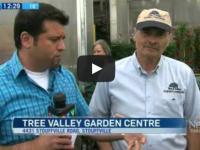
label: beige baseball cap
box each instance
[136,8,172,32]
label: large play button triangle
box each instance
[92,63,102,74]
[77,55,115,82]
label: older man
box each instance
[90,8,200,150]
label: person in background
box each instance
[92,39,111,56]
[0,3,89,150]
[92,39,113,150]
[82,39,111,104]
[90,8,200,150]
[80,39,113,150]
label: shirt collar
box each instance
[132,51,163,75]
[10,51,24,79]
[10,51,62,79]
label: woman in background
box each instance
[92,39,113,150]
[92,39,111,56]
[83,39,111,103]
[81,39,113,150]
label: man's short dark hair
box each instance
[14,2,69,49]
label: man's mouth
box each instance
[144,46,159,51]
[55,55,61,59]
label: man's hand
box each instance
[122,133,146,150]
[12,135,73,150]
[115,113,146,150]
[34,135,73,150]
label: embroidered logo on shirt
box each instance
[163,82,184,94]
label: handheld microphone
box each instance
[48,93,75,117]
[48,93,77,148]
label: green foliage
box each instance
[193,27,200,72]
[111,41,135,60]
[173,24,195,66]
[163,41,177,58]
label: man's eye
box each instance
[143,31,150,35]
[50,38,59,42]
[142,30,151,35]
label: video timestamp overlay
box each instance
[0,2,39,10]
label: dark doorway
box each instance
[93,0,110,43]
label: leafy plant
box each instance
[174,24,195,67]
[193,27,200,73]
[164,41,177,58]
[111,41,135,60]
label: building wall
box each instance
[110,0,200,42]
[86,0,94,55]
[110,0,129,42]
[116,0,129,42]
[0,0,16,64]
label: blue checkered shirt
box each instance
[0,51,89,145]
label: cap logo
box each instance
[146,10,165,20]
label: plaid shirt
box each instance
[0,51,89,145]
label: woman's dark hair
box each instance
[14,2,69,49]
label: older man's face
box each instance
[135,27,171,59]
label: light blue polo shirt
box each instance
[89,53,200,150]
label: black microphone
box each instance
[48,93,75,117]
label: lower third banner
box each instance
[12,117,187,135]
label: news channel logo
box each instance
[188,118,200,133]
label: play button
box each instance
[92,63,102,74]
[77,55,115,82]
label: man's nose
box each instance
[148,36,158,45]
[57,40,65,51]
